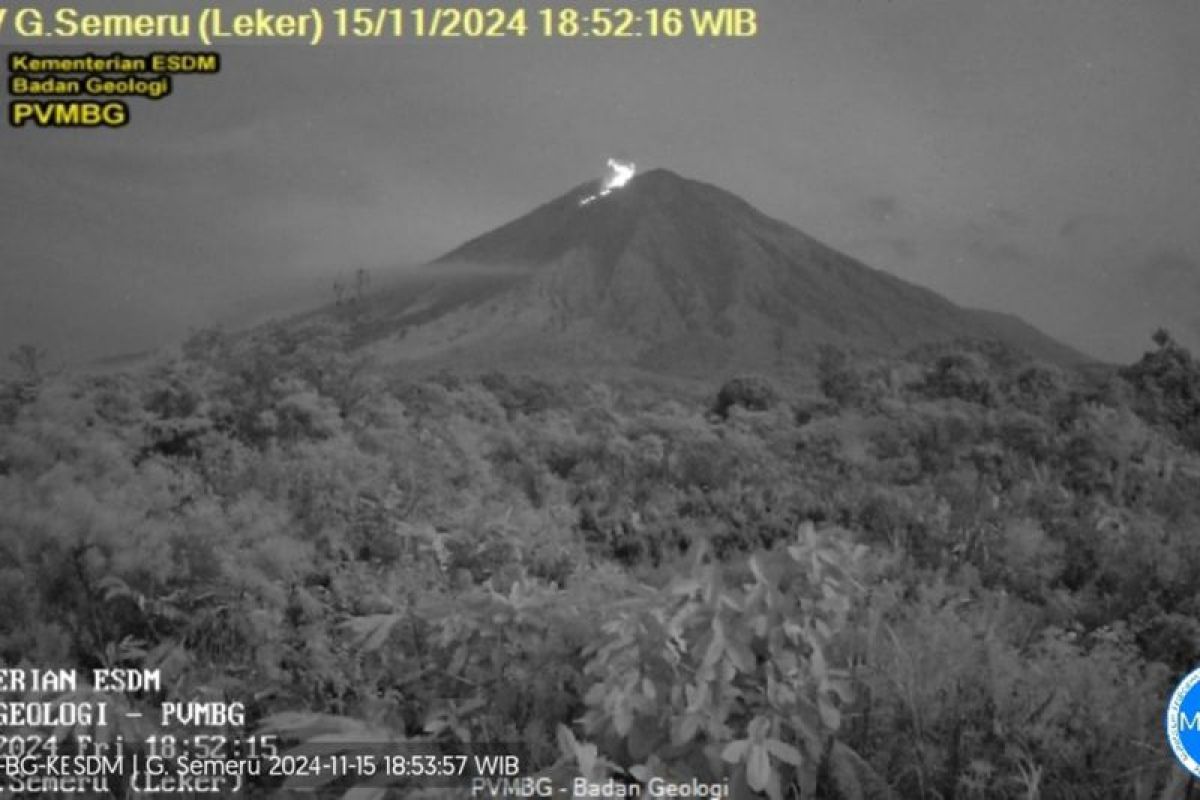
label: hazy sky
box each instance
[2,0,1199,364]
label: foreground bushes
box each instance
[1,328,1198,797]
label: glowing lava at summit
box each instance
[579,158,637,206]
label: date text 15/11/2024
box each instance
[0,7,759,43]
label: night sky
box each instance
[2,0,1198,365]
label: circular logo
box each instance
[1167,668,1200,777]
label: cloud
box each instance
[881,237,919,260]
[859,195,904,224]
[1058,213,1113,240]
[987,205,1027,228]
[967,239,1033,265]
[844,235,919,264]
[1137,248,1200,290]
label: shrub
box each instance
[916,352,996,406]
[817,346,867,408]
[1120,329,1200,449]
[571,523,875,798]
[712,375,779,419]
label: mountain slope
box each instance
[360,168,1087,373]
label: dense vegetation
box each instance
[3,325,1200,798]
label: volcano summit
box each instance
[357,168,1084,374]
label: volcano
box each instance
[358,168,1085,373]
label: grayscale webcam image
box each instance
[1,2,1199,797]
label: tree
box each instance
[1120,329,1200,449]
[8,343,47,382]
[712,376,778,419]
[917,351,996,406]
[816,346,865,408]
[1,344,50,423]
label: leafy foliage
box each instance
[1120,329,1200,450]
[712,375,780,418]
[576,523,869,798]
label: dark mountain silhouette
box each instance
[352,168,1086,373]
